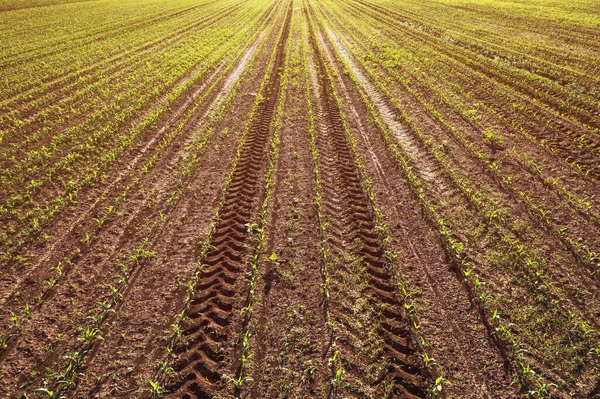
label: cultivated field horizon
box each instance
[1,0,599,397]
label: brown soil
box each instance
[2,0,599,398]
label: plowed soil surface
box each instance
[1,0,599,398]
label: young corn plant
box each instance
[146,379,166,399]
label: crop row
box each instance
[0,1,271,273]
[311,0,600,396]
[0,2,281,396]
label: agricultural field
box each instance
[0,0,599,397]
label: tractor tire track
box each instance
[68,20,282,397]
[313,3,600,393]
[319,13,600,321]
[306,7,428,397]
[166,3,293,398]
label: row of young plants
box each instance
[338,0,600,133]
[402,31,600,180]
[0,2,258,205]
[0,0,280,368]
[341,0,600,137]
[19,8,281,396]
[324,0,600,282]
[0,4,271,270]
[0,19,269,357]
[0,0,227,99]
[33,239,157,399]
[446,75,600,210]
[388,39,600,240]
[301,9,343,396]
[314,3,598,396]
[229,4,293,396]
[344,0,600,356]
[407,70,600,279]
[0,0,248,152]
[366,0,600,92]
[306,5,443,396]
[423,63,600,224]
[323,3,600,283]
[310,7,449,396]
[0,0,215,105]
[146,5,291,395]
[0,0,209,63]
[0,46,216,207]
[349,0,600,111]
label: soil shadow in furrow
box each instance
[167,2,293,398]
